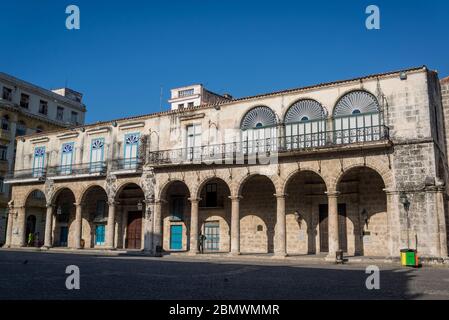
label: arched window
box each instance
[333,91,382,144]
[240,106,277,154]
[284,99,327,150]
[1,115,9,131]
[16,121,27,137]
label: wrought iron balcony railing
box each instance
[148,125,390,166]
[46,162,107,178]
[5,168,47,181]
[110,158,143,172]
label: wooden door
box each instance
[126,212,142,249]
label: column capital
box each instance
[229,195,243,201]
[45,203,55,209]
[383,188,399,196]
[154,198,167,204]
[107,200,119,206]
[325,191,340,198]
[188,197,202,203]
[144,199,155,205]
[274,193,287,199]
[74,201,84,207]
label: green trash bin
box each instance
[400,249,418,267]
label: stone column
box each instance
[385,189,401,257]
[143,199,154,253]
[4,207,14,248]
[275,194,287,257]
[43,204,54,248]
[229,196,241,255]
[189,198,201,254]
[18,206,26,247]
[436,188,448,257]
[153,199,163,252]
[73,203,83,249]
[326,191,340,260]
[106,201,116,249]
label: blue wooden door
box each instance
[59,226,68,247]
[95,225,105,245]
[170,225,182,250]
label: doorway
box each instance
[204,222,220,251]
[95,225,105,246]
[126,212,142,249]
[59,226,68,247]
[170,225,183,250]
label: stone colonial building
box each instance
[0,73,86,245]
[2,66,449,260]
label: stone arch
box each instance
[330,161,393,192]
[281,167,329,195]
[50,186,77,206]
[283,169,328,255]
[233,173,279,197]
[78,183,108,204]
[115,180,143,201]
[238,173,277,253]
[193,175,232,200]
[335,165,388,256]
[158,179,192,201]
[51,187,77,248]
[21,187,46,208]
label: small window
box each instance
[57,106,64,121]
[188,102,194,108]
[0,146,7,161]
[2,87,12,101]
[205,183,218,207]
[71,111,78,124]
[39,100,48,115]
[178,89,194,98]
[16,121,26,137]
[94,200,107,222]
[178,104,184,109]
[20,93,29,108]
[1,116,9,131]
[170,196,184,221]
[257,225,263,232]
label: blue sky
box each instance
[1,0,448,123]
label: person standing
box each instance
[198,233,206,254]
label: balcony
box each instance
[5,168,47,184]
[110,158,143,175]
[5,156,144,184]
[46,162,107,180]
[148,125,391,167]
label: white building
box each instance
[168,84,231,110]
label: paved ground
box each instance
[0,250,448,300]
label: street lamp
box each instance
[399,192,411,249]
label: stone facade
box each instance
[3,66,449,261]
